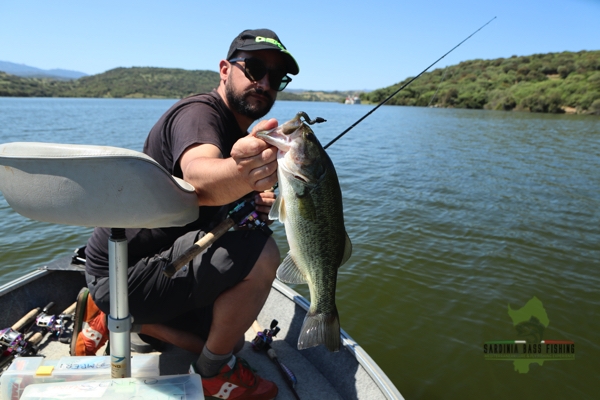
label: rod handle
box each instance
[11,307,42,331]
[162,217,236,277]
[62,301,77,316]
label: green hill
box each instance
[0,67,221,98]
[362,50,600,115]
[2,51,599,114]
[0,72,67,96]
[63,67,220,98]
[0,66,341,101]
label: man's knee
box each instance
[253,237,280,280]
[264,236,281,272]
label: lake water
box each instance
[1,97,599,399]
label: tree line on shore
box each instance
[0,66,337,102]
[1,50,599,114]
[361,50,600,115]
[0,67,220,98]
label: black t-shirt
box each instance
[85,91,246,277]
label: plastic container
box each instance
[0,358,58,400]
[0,355,159,400]
[19,374,204,400]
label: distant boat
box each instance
[345,95,361,104]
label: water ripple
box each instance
[2,99,599,399]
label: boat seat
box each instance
[0,142,198,228]
[0,141,199,378]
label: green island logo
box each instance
[483,296,575,373]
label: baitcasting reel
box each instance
[252,319,280,351]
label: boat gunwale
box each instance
[271,279,404,400]
[0,269,51,297]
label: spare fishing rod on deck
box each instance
[162,16,496,278]
[252,319,301,400]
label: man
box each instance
[74,28,299,400]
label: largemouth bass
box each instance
[257,112,352,352]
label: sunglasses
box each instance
[228,57,292,91]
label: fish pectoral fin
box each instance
[276,253,308,284]
[340,232,353,267]
[269,195,286,223]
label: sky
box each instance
[1,0,599,91]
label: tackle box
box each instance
[0,354,159,400]
[19,374,203,400]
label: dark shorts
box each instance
[86,229,269,339]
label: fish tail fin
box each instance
[297,308,341,352]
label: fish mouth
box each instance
[256,127,294,152]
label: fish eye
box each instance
[305,132,317,142]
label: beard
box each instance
[225,79,275,120]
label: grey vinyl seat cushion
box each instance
[0,142,198,228]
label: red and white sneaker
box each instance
[71,287,109,356]
[190,355,278,400]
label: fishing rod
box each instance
[323,16,497,150]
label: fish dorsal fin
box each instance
[340,232,352,267]
[269,195,286,223]
[276,253,308,284]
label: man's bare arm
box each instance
[179,119,279,206]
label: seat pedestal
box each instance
[107,228,132,377]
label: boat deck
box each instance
[0,258,402,399]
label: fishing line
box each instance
[323,16,497,150]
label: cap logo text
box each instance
[255,36,285,51]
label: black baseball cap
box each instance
[227,29,299,75]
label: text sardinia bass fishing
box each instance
[483,341,575,359]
